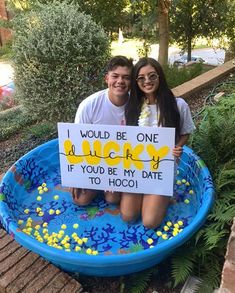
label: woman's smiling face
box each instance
[136,64,159,98]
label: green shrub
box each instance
[0,106,37,140]
[26,121,57,139]
[164,63,204,88]
[12,1,110,122]
[191,95,235,175]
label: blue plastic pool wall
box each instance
[0,139,214,276]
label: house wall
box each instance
[0,0,12,46]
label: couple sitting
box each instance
[71,55,195,229]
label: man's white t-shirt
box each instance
[75,89,126,125]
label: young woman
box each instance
[121,57,195,229]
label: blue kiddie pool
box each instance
[0,139,214,276]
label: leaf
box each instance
[203,229,228,250]
[125,269,153,293]
[171,253,195,287]
[216,160,235,192]
[197,255,222,290]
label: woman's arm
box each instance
[173,134,190,157]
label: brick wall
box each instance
[218,218,235,293]
[0,0,8,18]
[0,0,12,46]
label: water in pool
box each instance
[6,169,198,256]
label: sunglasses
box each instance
[136,72,159,84]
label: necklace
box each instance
[138,98,159,127]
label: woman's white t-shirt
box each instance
[148,97,195,135]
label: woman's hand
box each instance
[172,146,183,158]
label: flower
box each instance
[138,99,159,127]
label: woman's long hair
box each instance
[125,57,180,140]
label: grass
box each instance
[0,107,58,142]
[26,121,57,139]
[0,41,12,61]
[111,38,143,60]
[111,38,180,61]
[111,38,214,62]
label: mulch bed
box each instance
[0,133,57,174]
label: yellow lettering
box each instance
[146,145,170,171]
[123,143,144,170]
[64,138,170,171]
[82,140,102,165]
[103,141,121,166]
[64,139,83,164]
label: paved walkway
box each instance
[0,61,13,87]
[0,228,83,293]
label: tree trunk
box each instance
[158,0,170,66]
[186,16,192,61]
[187,37,192,61]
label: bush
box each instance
[191,95,235,175]
[164,63,204,88]
[12,1,110,122]
[0,106,36,140]
[26,121,57,139]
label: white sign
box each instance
[57,123,175,196]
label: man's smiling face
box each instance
[105,66,131,106]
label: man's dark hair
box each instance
[106,55,133,72]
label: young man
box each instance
[71,55,133,206]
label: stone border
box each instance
[217,218,235,293]
[172,59,235,98]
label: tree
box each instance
[223,0,235,61]
[75,0,129,35]
[158,0,171,66]
[126,0,171,64]
[127,0,157,40]
[170,0,234,61]
[7,0,129,35]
